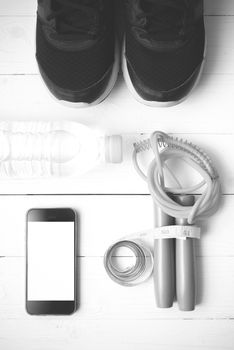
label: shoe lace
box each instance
[138,0,189,39]
[47,0,103,37]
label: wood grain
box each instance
[0,195,232,258]
[0,256,234,320]
[0,319,233,350]
[0,0,233,349]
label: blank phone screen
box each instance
[27,222,75,301]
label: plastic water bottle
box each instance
[0,121,122,178]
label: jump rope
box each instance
[104,131,221,311]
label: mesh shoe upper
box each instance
[36,0,115,93]
[126,21,205,91]
[124,0,205,93]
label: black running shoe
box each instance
[36,0,118,106]
[123,0,205,106]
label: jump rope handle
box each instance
[154,204,175,308]
[174,195,196,311]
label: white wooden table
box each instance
[0,1,234,349]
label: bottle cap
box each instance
[105,135,123,163]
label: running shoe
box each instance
[123,0,205,106]
[36,0,118,106]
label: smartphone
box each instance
[26,208,78,315]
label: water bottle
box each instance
[0,121,123,178]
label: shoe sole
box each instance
[122,37,206,107]
[38,42,120,108]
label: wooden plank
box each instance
[0,17,37,74]
[0,1,233,348]
[0,17,233,75]
[0,319,233,350]
[0,256,234,320]
[0,74,233,136]
[0,17,233,143]
[0,195,233,257]
[0,133,232,195]
[0,0,36,16]
[205,0,234,15]
[1,67,234,136]
[0,0,233,16]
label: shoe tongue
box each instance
[53,0,98,37]
[139,0,185,41]
[57,12,93,36]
